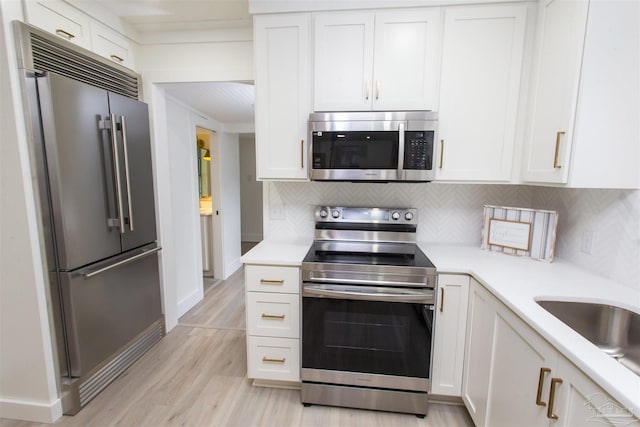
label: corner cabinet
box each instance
[462,278,640,427]
[254,14,311,180]
[245,264,301,383]
[522,0,639,188]
[436,4,527,182]
[313,9,440,112]
[431,274,469,396]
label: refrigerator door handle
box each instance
[120,115,134,232]
[109,113,125,234]
[83,246,161,279]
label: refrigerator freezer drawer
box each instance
[60,247,162,377]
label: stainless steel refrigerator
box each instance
[26,69,164,413]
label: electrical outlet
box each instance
[270,204,285,220]
[580,230,595,254]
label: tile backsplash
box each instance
[266,182,639,291]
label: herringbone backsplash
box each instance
[266,182,639,291]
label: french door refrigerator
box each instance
[30,70,164,413]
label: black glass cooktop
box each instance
[302,242,435,269]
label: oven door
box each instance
[301,283,434,392]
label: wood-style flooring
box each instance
[0,268,474,427]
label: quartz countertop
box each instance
[241,239,640,417]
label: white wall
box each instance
[165,97,204,318]
[0,1,61,422]
[219,133,243,274]
[239,134,263,242]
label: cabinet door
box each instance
[437,5,526,181]
[485,300,558,426]
[554,356,640,427]
[521,0,589,184]
[254,14,310,180]
[372,9,440,111]
[24,0,91,49]
[431,274,469,396]
[462,278,497,426]
[313,12,375,111]
[89,21,136,69]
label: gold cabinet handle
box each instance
[554,131,565,169]
[375,80,380,100]
[261,313,285,320]
[301,139,304,168]
[260,279,284,285]
[536,367,551,406]
[439,288,444,312]
[439,139,445,168]
[55,28,75,39]
[262,357,285,364]
[365,80,370,100]
[110,54,124,62]
[547,378,563,420]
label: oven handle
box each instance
[303,284,435,304]
[305,275,428,288]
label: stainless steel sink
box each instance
[537,300,640,376]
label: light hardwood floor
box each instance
[1,268,474,427]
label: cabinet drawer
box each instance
[245,265,300,294]
[25,0,91,49]
[247,336,300,382]
[247,292,299,338]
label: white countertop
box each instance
[241,239,640,417]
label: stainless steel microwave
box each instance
[308,111,438,182]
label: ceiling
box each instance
[87,1,254,127]
[92,0,251,31]
[161,81,255,126]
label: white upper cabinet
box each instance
[254,13,311,180]
[313,9,440,112]
[24,0,91,49]
[23,0,138,70]
[436,4,527,182]
[89,21,136,69]
[522,0,639,188]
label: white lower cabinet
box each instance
[462,278,639,427]
[431,274,469,396]
[245,264,300,383]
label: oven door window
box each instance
[302,297,432,379]
[312,131,399,169]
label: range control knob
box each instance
[319,208,328,218]
[391,211,401,220]
[405,212,414,221]
[331,209,341,219]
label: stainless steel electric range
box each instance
[301,206,437,417]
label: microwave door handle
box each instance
[397,122,405,180]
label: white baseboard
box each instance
[176,288,204,318]
[0,397,62,423]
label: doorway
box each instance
[196,127,217,287]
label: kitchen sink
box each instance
[536,300,640,376]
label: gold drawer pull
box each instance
[262,357,285,364]
[439,288,444,312]
[261,313,285,320]
[301,139,304,168]
[55,29,75,39]
[547,377,563,420]
[554,131,565,169]
[260,279,284,285]
[110,54,124,62]
[536,367,551,406]
[439,139,445,169]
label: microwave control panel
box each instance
[404,131,434,170]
